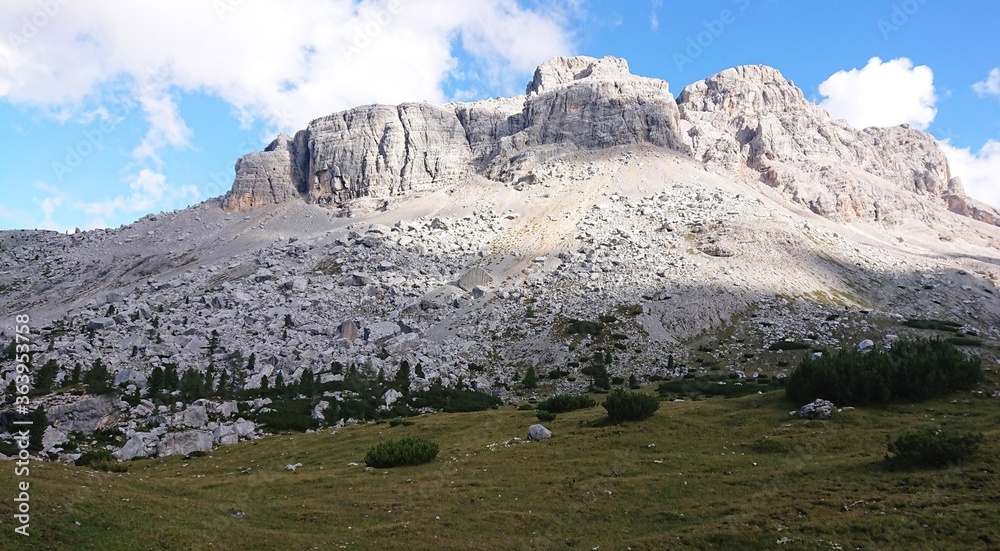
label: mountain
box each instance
[2,56,999,461]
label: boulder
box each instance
[233,418,256,439]
[311,401,329,422]
[527,424,552,441]
[382,389,403,407]
[48,395,120,433]
[156,430,213,457]
[365,321,401,344]
[116,432,159,460]
[857,339,874,351]
[799,399,836,420]
[457,268,494,292]
[212,424,239,445]
[180,406,208,428]
[113,368,148,389]
[87,317,116,331]
[41,427,68,452]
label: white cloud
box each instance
[649,0,663,31]
[132,74,193,162]
[0,0,575,133]
[79,169,199,223]
[32,181,68,231]
[973,68,1000,98]
[940,140,1000,208]
[818,57,937,130]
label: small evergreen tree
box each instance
[164,363,180,392]
[70,363,82,385]
[148,366,165,395]
[274,371,285,396]
[180,370,205,402]
[216,370,230,399]
[205,364,216,395]
[32,359,60,395]
[523,366,539,389]
[207,330,220,356]
[395,361,411,386]
[28,406,48,453]
[299,370,315,397]
[84,359,112,395]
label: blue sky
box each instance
[1,0,998,231]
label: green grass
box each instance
[2,387,999,550]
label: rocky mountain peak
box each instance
[525,55,633,95]
[220,55,996,226]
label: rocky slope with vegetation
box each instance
[2,56,999,464]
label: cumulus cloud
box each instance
[818,57,937,130]
[78,169,199,226]
[973,68,1000,98]
[0,0,574,132]
[940,140,1000,208]
[0,0,575,229]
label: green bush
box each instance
[567,320,604,336]
[255,399,319,432]
[886,427,983,467]
[389,418,414,427]
[947,336,982,347]
[364,437,439,468]
[902,318,962,331]
[603,389,659,423]
[768,340,811,351]
[536,393,596,413]
[535,410,557,422]
[410,386,501,413]
[786,338,982,406]
[75,449,129,472]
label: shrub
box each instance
[75,449,129,473]
[389,418,414,427]
[410,386,501,413]
[536,393,596,413]
[364,437,439,468]
[768,340,811,351]
[886,427,983,467]
[786,338,982,406]
[535,410,557,422]
[902,318,962,331]
[255,399,319,432]
[603,389,659,423]
[947,336,982,347]
[567,320,604,336]
[522,366,539,389]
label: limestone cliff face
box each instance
[222,133,308,211]
[223,55,689,210]
[676,65,993,223]
[222,56,996,226]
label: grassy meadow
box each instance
[2,373,999,550]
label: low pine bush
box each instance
[886,427,982,467]
[536,393,596,413]
[603,389,659,423]
[364,437,439,468]
[536,410,557,422]
[75,449,129,473]
[786,337,982,406]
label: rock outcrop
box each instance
[222,133,308,211]
[676,65,995,223]
[224,55,690,210]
